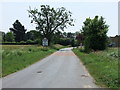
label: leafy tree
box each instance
[28,5,74,45]
[57,38,71,46]
[5,32,15,42]
[81,16,109,52]
[67,32,75,38]
[9,20,27,42]
[71,39,75,47]
[0,31,5,42]
[26,30,40,41]
[63,32,67,38]
[52,31,63,44]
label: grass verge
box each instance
[2,44,65,77]
[72,48,118,88]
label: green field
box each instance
[73,48,118,88]
[1,44,65,77]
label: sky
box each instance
[0,0,118,37]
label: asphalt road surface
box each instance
[2,48,98,88]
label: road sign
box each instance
[42,38,48,46]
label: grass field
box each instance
[1,44,65,77]
[73,47,118,88]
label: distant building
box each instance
[109,35,120,47]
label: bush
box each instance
[109,52,119,58]
[58,38,71,46]
[20,41,26,44]
[28,48,32,52]
[26,40,34,44]
[34,39,41,45]
[16,51,22,56]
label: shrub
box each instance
[58,38,71,46]
[28,48,32,52]
[34,39,41,45]
[71,39,75,47]
[16,51,22,56]
[20,41,26,44]
[26,40,34,44]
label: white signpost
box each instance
[42,38,48,46]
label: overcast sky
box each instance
[0,0,118,36]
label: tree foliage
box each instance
[28,5,74,45]
[0,31,5,42]
[5,32,15,42]
[81,16,109,52]
[67,32,75,38]
[26,30,40,41]
[9,20,27,42]
[52,31,63,44]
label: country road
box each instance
[2,48,98,88]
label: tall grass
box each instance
[2,45,57,77]
[73,48,118,88]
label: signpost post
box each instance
[42,38,48,46]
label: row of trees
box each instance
[27,5,109,51]
[1,19,78,46]
[1,32,14,42]
[1,5,109,52]
[1,20,27,43]
[1,5,75,45]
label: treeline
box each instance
[0,20,39,45]
[1,5,110,52]
[0,20,80,46]
[0,31,80,46]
